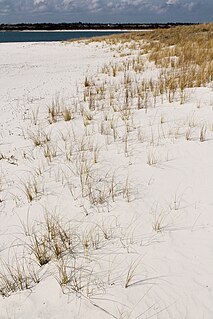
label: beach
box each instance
[0,28,213,318]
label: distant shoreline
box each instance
[0,29,141,33]
[0,22,197,32]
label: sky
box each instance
[0,0,212,24]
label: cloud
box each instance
[86,0,101,13]
[183,1,195,11]
[34,0,45,4]
[165,0,197,11]
[33,0,47,12]
[0,0,103,16]
[166,0,178,5]
[0,0,212,23]
[106,0,148,10]
[148,4,167,14]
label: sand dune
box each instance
[0,31,213,318]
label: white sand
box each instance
[0,40,213,319]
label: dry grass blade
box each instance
[124,259,141,288]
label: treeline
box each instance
[0,22,197,31]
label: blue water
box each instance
[0,31,126,43]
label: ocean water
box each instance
[0,31,126,43]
